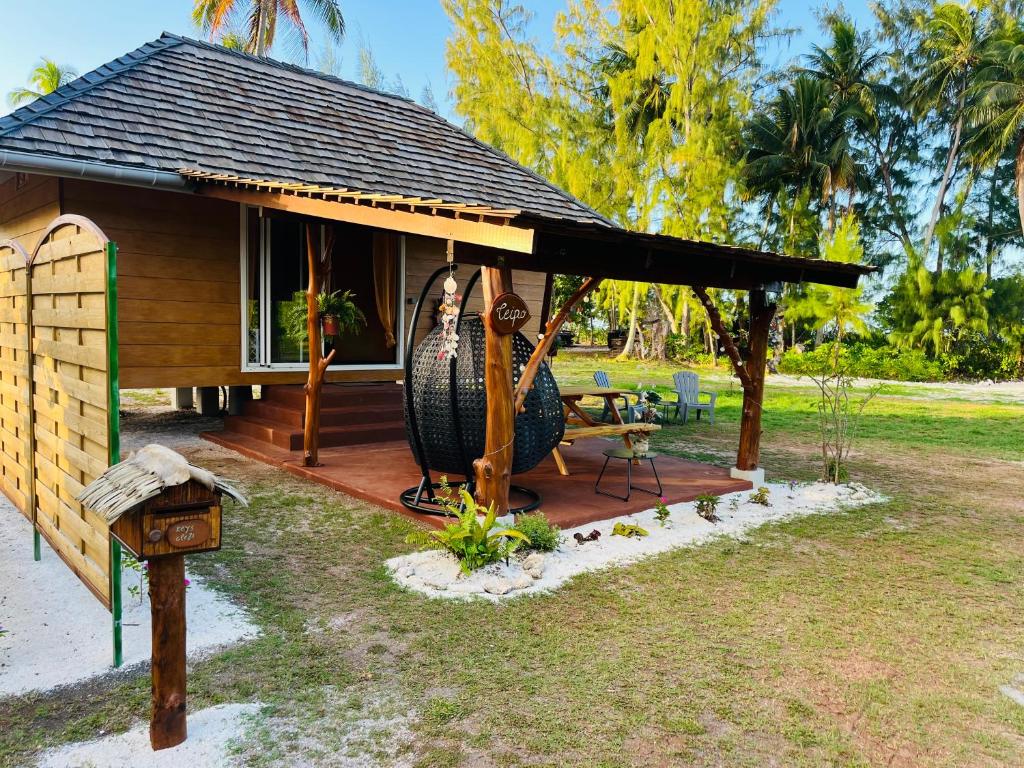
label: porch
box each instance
[202,384,752,529]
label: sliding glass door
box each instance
[242,207,404,371]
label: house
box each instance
[0,33,871,623]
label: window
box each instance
[241,207,404,370]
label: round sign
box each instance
[489,292,531,335]
[165,519,211,549]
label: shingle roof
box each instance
[0,33,610,226]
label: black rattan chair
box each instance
[401,266,563,515]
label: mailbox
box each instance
[110,479,223,560]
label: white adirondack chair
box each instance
[665,371,717,424]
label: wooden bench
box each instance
[553,423,660,475]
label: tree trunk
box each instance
[303,225,336,467]
[473,266,515,515]
[149,555,187,750]
[619,283,641,359]
[692,287,775,472]
[736,291,775,471]
[681,300,690,338]
[925,112,964,265]
[1016,133,1024,241]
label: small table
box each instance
[594,447,663,501]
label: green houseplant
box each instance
[284,289,365,346]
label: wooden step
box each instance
[223,415,409,451]
[241,399,397,429]
[260,383,403,409]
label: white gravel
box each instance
[35,703,262,767]
[0,505,258,698]
[387,481,885,601]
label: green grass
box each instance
[2,359,1023,766]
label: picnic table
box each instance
[552,385,660,476]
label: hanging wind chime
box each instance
[437,239,461,360]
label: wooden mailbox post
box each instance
[78,445,245,751]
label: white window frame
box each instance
[239,204,406,373]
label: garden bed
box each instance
[387,481,884,601]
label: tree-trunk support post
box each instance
[303,224,336,467]
[149,554,187,750]
[692,286,776,485]
[473,265,516,514]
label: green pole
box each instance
[33,529,40,561]
[106,241,123,668]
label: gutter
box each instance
[0,149,187,191]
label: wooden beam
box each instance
[196,186,535,254]
[514,276,601,413]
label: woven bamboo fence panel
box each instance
[0,240,32,518]
[29,217,113,607]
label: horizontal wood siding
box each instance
[52,182,549,388]
[404,235,546,347]
[60,179,248,388]
[0,173,61,247]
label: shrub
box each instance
[513,513,562,552]
[406,487,529,574]
[749,487,771,506]
[694,493,720,522]
[779,343,944,382]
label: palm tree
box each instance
[802,17,886,132]
[742,75,860,239]
[7,58,77,107]
[966,21,1024,240]
[913,2,987,262]
[192,0,345,58]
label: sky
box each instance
[0,0,877,120]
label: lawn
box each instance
[2,356,1023,767]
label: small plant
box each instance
[750,486,771,506]
[694,493,720,522]
[633,389,662,424]
[612,521,648,538]
[653,496,671,526]
[283,289,365,344]
[123,552,147,605]
[513,512,562,552]
[729,496,740,513]
[406,487,529,574]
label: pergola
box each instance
[186,174,873,513]
[454,217,873,512]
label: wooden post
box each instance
[473,265,515,514]
[149,555,187,750]
[737,289,775,471]
[303,225,336,467]
[692,286,776,474]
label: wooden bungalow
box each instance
[0,33,872,531]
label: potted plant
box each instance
[283,289,366,348]
[631,389,661,456]
[318,289,364,341]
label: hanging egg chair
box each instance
[401,266,564,515]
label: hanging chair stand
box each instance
[400,264,542,516]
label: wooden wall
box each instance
[1,176,550,390]
[0,173,61,246]
[404,235,546,347]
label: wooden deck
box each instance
[202,430,753,529]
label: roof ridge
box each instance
[0,35,184,138]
